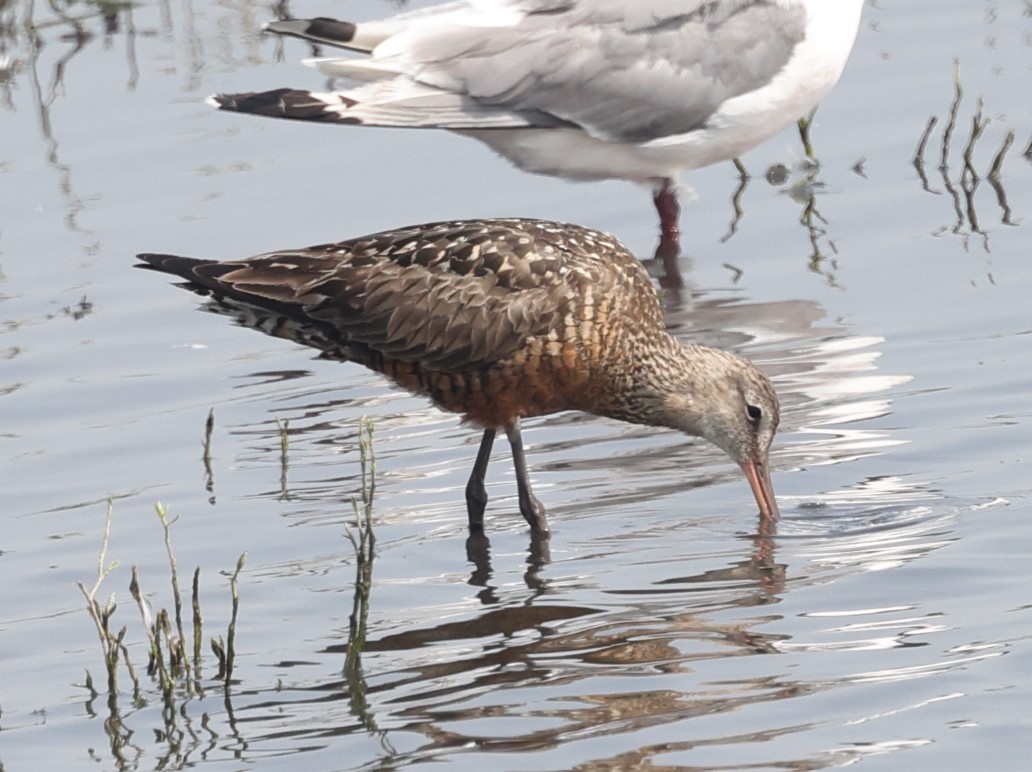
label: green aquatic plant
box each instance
[77,501,245,700]
[345,416,377,676]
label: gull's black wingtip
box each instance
[206,90,292,114]
[263,17,359,49]
[206,88,349,122]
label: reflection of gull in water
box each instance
[210,0,864,264]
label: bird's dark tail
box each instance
[136,252,351,358]
[136,252,208,276]
[135,253,236,291]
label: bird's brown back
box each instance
[138,218,668,428]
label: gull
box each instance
[209,0,865,262]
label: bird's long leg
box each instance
[465,428,495,532]
[652,178,684,287]
[504,418,550,537]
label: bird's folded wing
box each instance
[279,1,806,140]
[146,221,629,373]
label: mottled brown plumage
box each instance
[137,218,780,535]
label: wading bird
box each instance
[138,219,780,536]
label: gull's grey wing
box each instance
[402,0,808,141]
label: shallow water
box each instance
[3,0,1032,769]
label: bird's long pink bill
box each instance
[740,456,779,523]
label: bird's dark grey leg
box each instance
[652,178,683,288]
[465,428,495,532]
[504,419,550,537]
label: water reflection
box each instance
[0,0,269,249]
[83,496,980,771]
[195,511,965,769]
[220,596,797,761]
[77,322,966,772]
[912,61,1024,256]
[717,156,846,283]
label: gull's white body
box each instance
[210,0,865,258]
[295,0,865,183]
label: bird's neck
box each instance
[586,333,703,430]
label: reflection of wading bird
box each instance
[210,0,864,267]
[138,219,780,536]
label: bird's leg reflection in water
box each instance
[465,531,498,604]
[468,506,774,605]
[526,533,551,589]
[465,529,551,604]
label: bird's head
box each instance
[649,345,781,522]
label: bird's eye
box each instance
[746,404,762,422]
